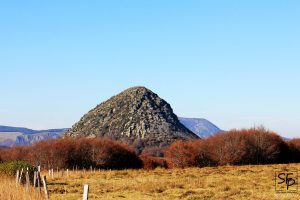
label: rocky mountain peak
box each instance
[65,86,198,147]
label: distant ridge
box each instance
[0,125,67,147]
[179,117,222,138]
[0,125,67,135]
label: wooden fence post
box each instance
[19,168,23,183]
[42,176,49,200]
[16,170,20,185]
[83,184,89,200]
[33,171,37,188]
[37,168,41,194]
[25,170,30,191]
[51,169,54,179]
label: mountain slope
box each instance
[65,86,198,147]
[179,117,222,138]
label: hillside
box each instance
[179,117,222,138]
[65,86,198,147]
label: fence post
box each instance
[16,170,20,185]
[25,169,30,191]
[51,169,54,179]
[19,168,23,183]
[37,167,41,194]
[33,171,37,188]
[42,176,49,200]
[83,184,89,200]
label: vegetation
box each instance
[1,127,300,170]
[0,175,42,200]
[0,138,142,170]
[164,127,293,168]
[0,160,35,177]
[1,164,299,200]
[0,127,300,199]
[287,138,300,163]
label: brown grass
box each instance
[0,175,43,200]
[2,164,300,199]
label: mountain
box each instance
[0,125,67,135]
[0,126,67,147]
[0,125,38,134]
[65,86,198,147]
[179,117,222,138]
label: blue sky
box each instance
[0,1,299,138]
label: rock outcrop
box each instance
[65,86,198,147]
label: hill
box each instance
[65,86,198,148]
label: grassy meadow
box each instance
[36,164,300,200]
[2,164,300,200]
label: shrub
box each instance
[90,139,143,169]
[165,140,198,168]
[164,140,215,168]
[140,155,168,169]
[165,127,290,168]
[0,138,142,170]
[205,127,288,165]
[243,128,289,164]
[0,146,29,161]
[141,147,165,157]
[0,161,35,177]
[191,140,216,167]
[287,139,300,163]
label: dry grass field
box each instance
[0,175,43,200]
[2,164,300,200]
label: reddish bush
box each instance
[205,127,288,165]
[165,127,290,168]
[0,138,142,170]
[140,155,168,169]
[90,139,143,169]
[164,140,215,168]
[165,140,198,168]
[141,146,165,157]
[205,131,250,165]
[244,128,288,164]
[191,140,216,167]
[0,146,29,161]
[287,139,300,163]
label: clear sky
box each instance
[0,1,299,138]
